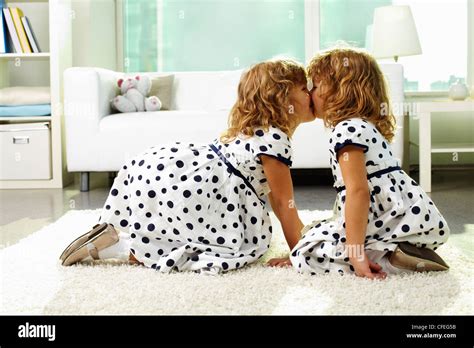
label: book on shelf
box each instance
[1,7,41,54]
[0,0,9,53]
[21,16,40,53]
[2,7,21,53]
[10,7,32,53]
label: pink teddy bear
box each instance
[112,75,162,113]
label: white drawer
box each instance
[0,122,51,180]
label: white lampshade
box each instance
[372,5,422,61]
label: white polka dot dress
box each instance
[291,118,450,275]
[98,126,292,273]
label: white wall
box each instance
[69,0,118,185]
[71,0,117,70]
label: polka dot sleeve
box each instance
[331,119,370,154]
[253,126,293,167]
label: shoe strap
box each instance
[86,243,100,260]
[416,262,426,271]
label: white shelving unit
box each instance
[0,0,73,189]
[0,53,51,58]
[411,99,474,192]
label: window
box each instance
[390,0,467,91]
[122,0,469,92]
[319,0,391,50]
[123,0,304,72]
[123,0,158,72]
[319,0,468,92]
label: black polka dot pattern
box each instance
[97,126,292,273]
[290,118,450,275]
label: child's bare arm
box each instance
[261,155,303,250]
[338,146,370,246]
[338,145,386,279]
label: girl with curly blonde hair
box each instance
[60,59,315,273]
[289,48,450,278]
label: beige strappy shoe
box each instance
[59,222,109,262]
[62,224,119,266]
[389,242,449,272]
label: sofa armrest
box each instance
[63,67,121,171]
[64,67,120,133]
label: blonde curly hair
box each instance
[307,47,396,142]
[220,59,307,143]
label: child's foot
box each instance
[389,242,449,272]
[62,224,119,266]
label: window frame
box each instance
[116,0,124,72]
[304,0,320,65]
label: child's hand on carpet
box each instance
[267,257,292,267]
[350,251,387,280]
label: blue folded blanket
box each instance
[0,104,51,116]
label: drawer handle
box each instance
[13,136,30,144]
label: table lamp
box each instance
[372,5,422,62]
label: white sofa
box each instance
[64,64,404,191]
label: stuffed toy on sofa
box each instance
[111,75,162,113]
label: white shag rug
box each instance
[1,209,472,315]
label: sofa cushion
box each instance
[149,75,174,110]
[145,71,242,111]
[146,72,219,111]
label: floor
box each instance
[1,169,473,250]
